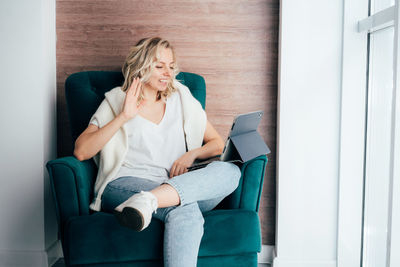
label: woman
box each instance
[73,37,241,267]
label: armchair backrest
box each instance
[65,71,206,142]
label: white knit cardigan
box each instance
[89,80,207,211]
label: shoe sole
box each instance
[114,207,144,231]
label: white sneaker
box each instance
[114,191,158,231]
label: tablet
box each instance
[188,110,264,171]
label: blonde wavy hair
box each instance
[121,37,179,102]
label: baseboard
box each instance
[272,258,336,267]
[258,245,275,263]
[47,240,63,266]
[0,240,63,267]
[0,250,48,267]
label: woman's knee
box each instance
[211,161,241,189]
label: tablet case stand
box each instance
[188,111,271,171]
[222,129,271,163]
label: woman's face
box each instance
[145,47,175,92]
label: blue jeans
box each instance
[101,161,241,267]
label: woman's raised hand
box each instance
[121,77,145,121]
[74,77,145,161]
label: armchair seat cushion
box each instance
[64,209,261,266]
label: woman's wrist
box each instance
[189,148,200,160]
[117,112,134,123]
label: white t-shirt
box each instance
[90,92,187,183]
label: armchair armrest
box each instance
[46,156,97,227]
[217,155,268,212]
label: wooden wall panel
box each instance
[57,0,279,245]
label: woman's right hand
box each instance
[74,77,146,161]
[121,77,146,121]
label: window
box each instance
[338,1,400,266]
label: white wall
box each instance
[274,1,343,266]
[0,0,59,266]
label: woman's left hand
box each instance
[169,150,198,178]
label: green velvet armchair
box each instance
[46,71,268,266]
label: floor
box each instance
[53,258,271,266]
